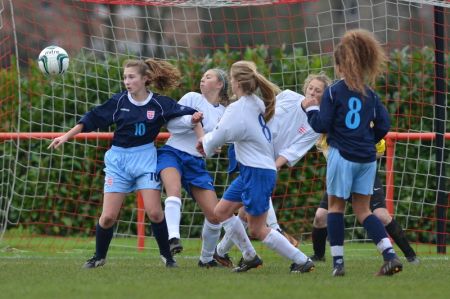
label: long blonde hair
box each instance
[230,60,280,121]
[334,29,387,95]
[302,73,332,95]
[123,58,181,91]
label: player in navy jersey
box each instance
[156,68,229,267]
[213,74,332,267]
[48,58,198,269]
[310,139,419,264]
[197,61,314,274]
[302,29,402,276]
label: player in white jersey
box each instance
[214,74,332,267]
[157,69,228,267]
[197,61,314,273]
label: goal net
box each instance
[0,0,448,255]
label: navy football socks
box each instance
[95,223,114,259]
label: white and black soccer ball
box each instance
[38,45,69,75]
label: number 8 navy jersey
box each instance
[304,79,390,163]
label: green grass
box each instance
[0,236,449,299]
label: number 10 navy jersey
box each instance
[78,90,196,148]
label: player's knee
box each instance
[99,214,116,228]
[313,208,328,227]
[147,209,164,223]
[238,209,248,223]
[247,225,263,240]
[205,214,220,225]
[373,208,392,225]
[213,208,227,223]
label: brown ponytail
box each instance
[123,58,181,91]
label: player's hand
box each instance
[48,135,68,149]
[191,112,204,124]
[301,96,319,110]
[196,137,206,156]
[214,146,222,154]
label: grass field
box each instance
[0,235,449,299]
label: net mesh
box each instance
[0,0,448,253]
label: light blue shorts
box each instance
[156,145,214,198]
[326,146,376,199]
[104,143,160,193]
[223,164,276,216]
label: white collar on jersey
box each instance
[202,94,221,108]
[127,91,153,106]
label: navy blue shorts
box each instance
[157,145,214,198]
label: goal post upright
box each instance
[433,4,447,255]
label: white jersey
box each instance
[270,89,320,166]
[166,92,225,157]
[202,94,276,170]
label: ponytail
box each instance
[254,72,279,122]
[230,60,279,122]
[144,58,181,91]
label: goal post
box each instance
[384,132,450,254]
[0,0,448,254]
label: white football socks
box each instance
[221,215,256,261]
[266,198,281,230]
[200,219,222,263]
[164,196,182,239]
[216,216,247,256]
[262,229,308,264]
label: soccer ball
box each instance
[38,45,69,75]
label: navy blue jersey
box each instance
[305,80,390,163]
[78,91,196,148]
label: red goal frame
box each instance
[1,131,449,250]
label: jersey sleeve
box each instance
[166,115,195,134]
[276,90,303,112]
[278,129,320,166]
[165,92,200,133]
[78,96,117,132]
[159,96,197,122]
[177,92,198,107]
[373,95,391,142]
[304,86,334,133]
[202,104,244,157]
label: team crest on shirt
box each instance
[298,125,307,134]
[147,110,155,120]
[106,177,113,186]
